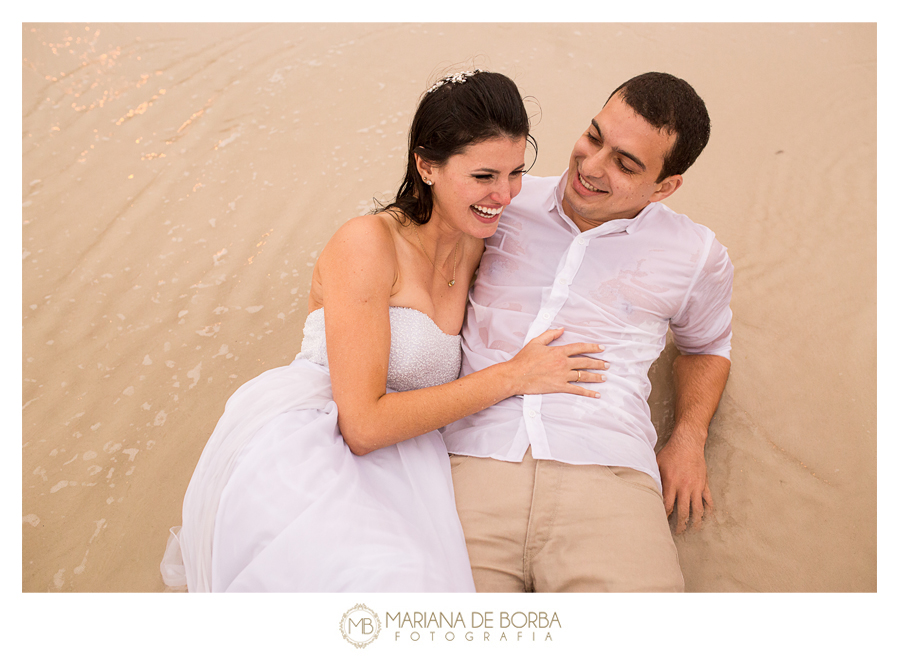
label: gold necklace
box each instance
[413,224,460,287]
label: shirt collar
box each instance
[551,169,654,236]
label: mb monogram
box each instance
[339,604,382,648]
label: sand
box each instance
[22,22,877,600]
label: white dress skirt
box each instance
[160,307,476,592]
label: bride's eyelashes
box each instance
[471,168,526,181]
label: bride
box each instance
[161,70,605,592]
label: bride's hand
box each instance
[505,327,607,398]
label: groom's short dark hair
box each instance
[608,72,711,182]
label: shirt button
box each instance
[542,312,551,320]
[577,237,586,245]
[528,410,537,418]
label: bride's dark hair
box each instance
[382,70,536,226]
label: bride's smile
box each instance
[422,135,527,238]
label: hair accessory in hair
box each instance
[426,69,483,94]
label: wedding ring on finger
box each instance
[575,371,581,383]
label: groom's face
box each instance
[561,93,681,231]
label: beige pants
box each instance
[450,448,684,592]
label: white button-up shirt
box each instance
[442,173,734,490]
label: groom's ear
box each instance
[649,174,683,202]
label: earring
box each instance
[423,178,433,186]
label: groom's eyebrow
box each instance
[591,119,647,171]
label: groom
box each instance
[442,72,733,592]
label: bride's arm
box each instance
[317,216,604,456]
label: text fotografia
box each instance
[387,611,561,642]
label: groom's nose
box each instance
[581,149,609,182]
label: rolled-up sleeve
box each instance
[670,236,734,359]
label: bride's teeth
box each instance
[473,205,502,216]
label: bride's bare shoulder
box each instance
[309,213,403,310]
[315,213,403,289]
[325,212,400,252]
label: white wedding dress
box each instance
[160,306,476,592]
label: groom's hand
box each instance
[656,430,713,534]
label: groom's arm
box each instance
[656,353,730,533]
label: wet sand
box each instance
[22,22,876,601]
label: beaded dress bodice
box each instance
[297,306,461,392]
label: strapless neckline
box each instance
[299,305,461,393]
[307,306,457,339]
